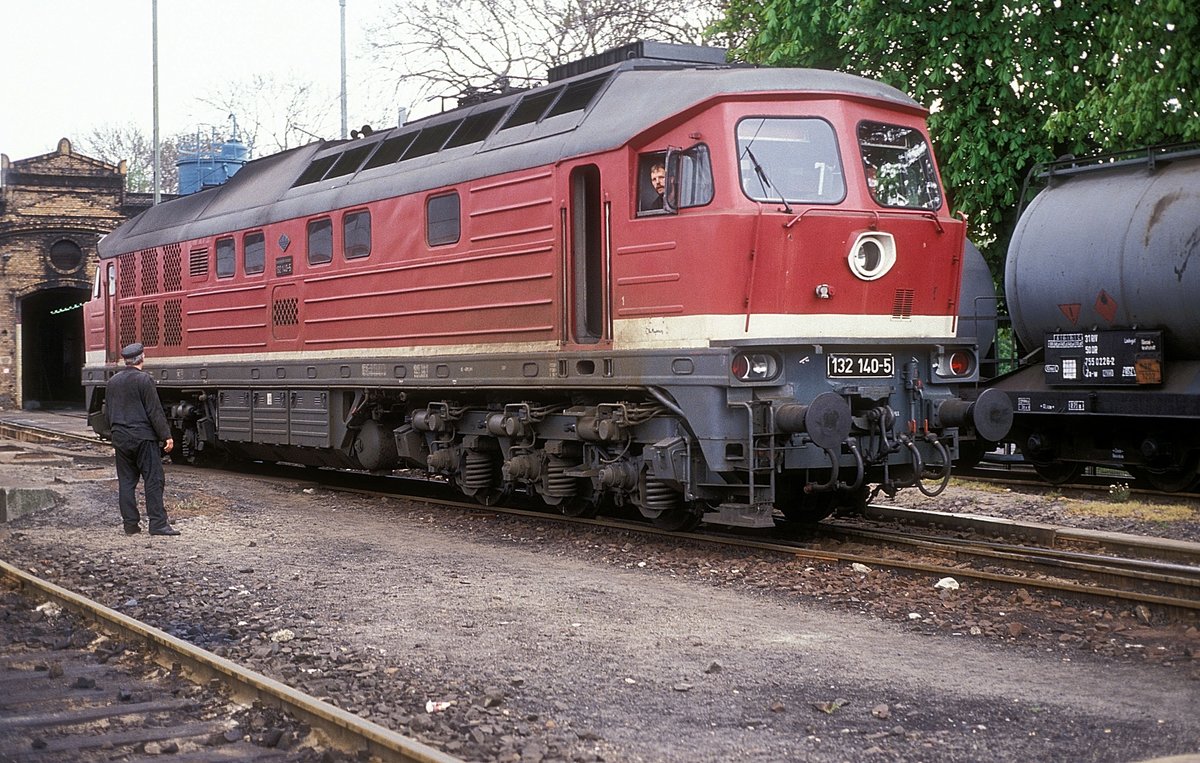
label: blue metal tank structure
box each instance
[175,129,249,195]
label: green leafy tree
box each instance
[711,0,1200,272]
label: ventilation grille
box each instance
[163,299,183,346]
[163,244,183,291]
[119,304,137,347]
[118,253,137,298]
[892,289,915,320]
[139,248,159,295]
[140,303,160,347]
[273,297,299,326]
[189,248,209,278]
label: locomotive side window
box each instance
[244,231,265,275]
[638,145,715,215]
[669,144,714,209]
[858,121,942,210]
[500,89,560,130]
[638,153,668,213]
[362,133,417,170]
[736,118,845,204]
[293,154,338,187]
[307,218,334,265]
[344,210,371,259]
[427,192,461,246]
[215,236,235,278]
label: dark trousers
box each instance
[115,440,168,530]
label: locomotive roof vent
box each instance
[547,40,729,82]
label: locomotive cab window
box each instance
[427,192,461,246]
[307,218,334,265]
[737,118,845,205]
[215,236,235,278]
[344,210,371,259]
[858,121,942,210]
[244,231,265,274]
[638,144,714,215]
[638,153,668,213]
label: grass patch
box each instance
[1064,499,1197,522]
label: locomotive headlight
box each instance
[934,348,977,379]
[847,232,897,281]
[731,351,781,382]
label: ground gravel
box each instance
[1,447,1198,762]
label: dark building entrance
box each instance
[20,287,88,408]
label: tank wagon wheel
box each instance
[1031,461,1080,485]
[954,439,988,470]
[1128,466,1199,493]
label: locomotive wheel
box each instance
[778,493,836,524]
[774,476,838,524]
[470,486,512,507]
[559,494,600,518]
[1032,461,1080,485]
[650,504,703,532]
[831,485,870,517]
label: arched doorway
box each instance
[20,286,89,408]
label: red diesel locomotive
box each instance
[82,42,1011,529]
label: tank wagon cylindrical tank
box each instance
[992,145,1200,490]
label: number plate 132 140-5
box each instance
[827,353,895,378]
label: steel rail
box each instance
[9,412,1197,613]
[0,559,462,763]
[327,482,1200,612]
[0,418,106,447]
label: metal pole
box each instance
[340,0,348,139]
[152,0,161,203]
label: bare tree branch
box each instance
[79,124,179,194]
[366,0,718,110]
[195,74,338,155]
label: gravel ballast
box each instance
[1,450,1198,762]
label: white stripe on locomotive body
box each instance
[85,313,955,370]
[612,313,956,349]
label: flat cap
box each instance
[121,342,145,360]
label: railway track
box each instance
[5,413,1198,617]
[319,474,1200,616]
[0,561,460,763]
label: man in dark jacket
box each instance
[106,343,180,536]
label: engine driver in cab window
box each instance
[638,153,667,214]
[637,146,714,216]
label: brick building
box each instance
[0,138,153,410]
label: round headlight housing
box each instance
[847,232,897,281]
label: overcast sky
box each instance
[1,0,404,162]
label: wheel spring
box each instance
[644,478,680,512]
[462,450,494,492]
[544,457,577,499]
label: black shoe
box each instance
[123,524,142,535]
[149,525,181,536]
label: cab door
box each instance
[566,164,609,346]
